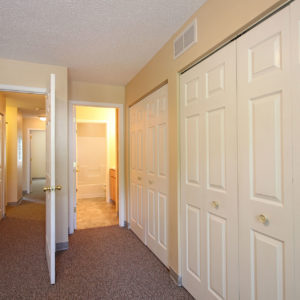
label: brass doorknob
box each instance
[43,185,62,192]
[43,186,51,192]
[211,201,219,209]
[55,185,62,191]
[257,214,268,225]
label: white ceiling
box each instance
[0,0,207,85]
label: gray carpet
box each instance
[0,202,192,299]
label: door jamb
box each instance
[68,100,125,234]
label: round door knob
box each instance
[55,185,62,191]
[257,214,269,225]
[211,201,219,209]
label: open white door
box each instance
[44,74,56,284]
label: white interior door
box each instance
[237,7,294,300]
[292,1,300,298]
[129,101,146,243]
[180,41,238,300]
[145,84,168,266]
[45,73,56,284]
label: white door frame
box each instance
[68,100,125,234]
[76,119,109,202]
[0,84,47,218]
[27,128,46,193]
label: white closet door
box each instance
[291,1,300,298]
[201,42,238,300]
[145,85,168,266]
[237,7,294,300]
[129,102,146,243]
[180,61,204,298]
[180,42,238,300]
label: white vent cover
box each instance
[174,19,197,59]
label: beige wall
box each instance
[6,106,18,203]
[0,58,68,244]
[31,130,46,178]
[69,81,125,104]
[125,0,288,273]
[22,117,46,190]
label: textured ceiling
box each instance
[0,0,207,85]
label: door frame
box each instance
[0,84,47,219]
[27,128,46,193]
[76,119,109,202]
[68,100,125,234]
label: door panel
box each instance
[158,192,167,249]
[206,108,225,191]
[129,103,146,243]
[250,230,283,300]
[186,204,201,281]
[145,85,168,266]
[181,41,238,300]
[207,213,226,300]
[237,7,294,300]
[45,73,56,284]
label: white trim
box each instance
[0,84,47,95]
[68,100,125,234]
[76,120,110,203]
[27,128,45,193]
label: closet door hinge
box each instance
[74,207,76,213]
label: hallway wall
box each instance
[69,81,125,104]
[125,0,288,274]
[0,58,68,245]
[22,117,46,191]
[31,130,46,178]
[6,106,23,203]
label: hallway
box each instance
[0,202,192,299]
[22,179,46,203]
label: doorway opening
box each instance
[71,105,120,230]
[0,90,46,220]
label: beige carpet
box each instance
[0,201,192,299]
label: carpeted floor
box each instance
[0,201,193,299]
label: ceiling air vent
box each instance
[174,19,197,59]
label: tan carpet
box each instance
[0,201,192,299]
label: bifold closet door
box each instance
[145,85,168,266]
[129,101,146,243]
[237,6,294,300]
[292,1,300,299]
[180,41,238,300]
